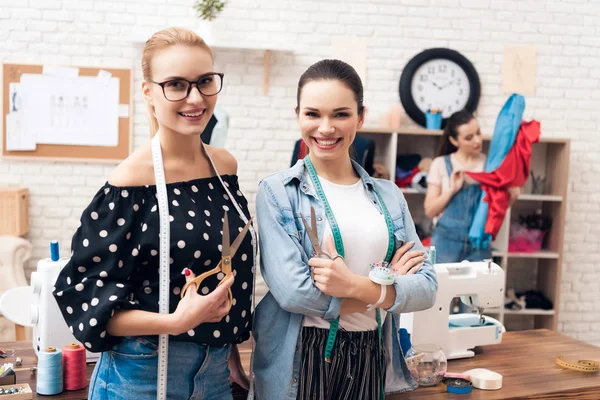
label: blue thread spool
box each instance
[429,246,436,265]
[425,111,442,130]
[37,347,64,395]
[50,241,60,262]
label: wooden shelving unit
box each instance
[358,126,570,332]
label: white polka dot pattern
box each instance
[52,176,254,352]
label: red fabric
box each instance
[395,167,420,188]
[466,120,541,238]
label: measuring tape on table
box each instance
[556,356,600,373]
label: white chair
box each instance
[0,235,32,340]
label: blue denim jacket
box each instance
[252,159,438,400]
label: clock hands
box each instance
[432,80,455,90]
[440,80,455,89]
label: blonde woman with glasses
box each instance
[53,27,255,399]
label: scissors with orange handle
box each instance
[180,211,253,307]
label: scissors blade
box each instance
[301,212,324,256]
[222,211,230,257]
[310,206,318,236]
[229,217,253,258]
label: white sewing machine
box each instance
[402,260,506,360]
[0,242,99,362]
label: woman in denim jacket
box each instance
[252,60,438,400]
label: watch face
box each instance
[410,59,471,118]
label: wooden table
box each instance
[390,329,600,399]
[1,330,599,399]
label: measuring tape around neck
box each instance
[151,134,171,400]
[152,134,258,399]
[200,141,260,398]
[304,157,395,400]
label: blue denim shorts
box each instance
[89,336,232,400]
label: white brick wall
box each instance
[1,0,599,345]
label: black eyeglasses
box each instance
[148,72,224,102]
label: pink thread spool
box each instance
[62,343,87,391]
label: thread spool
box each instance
[37,347,63,395]
[429,246,436,265]
[50,241,60,262]
[62,343,87,391]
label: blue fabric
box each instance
[431,156,491,264]
[468,94,526,249]
[399,328,411,356]
[89,336,232,400]
[252,159,438,400]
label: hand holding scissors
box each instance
[301,206,336,261]
[181,211,253,309]
[301,207,354,297]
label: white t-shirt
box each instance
[427,152,486,224]
[303,173,389,331]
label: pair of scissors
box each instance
[180,211,253,306]
[301,206,333,261]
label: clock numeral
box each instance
[459,89,463,95]
[419,96,425,103]
[448,106,452,112]
[451,70,455,77]
[418,85,423,91]
[428,66,435,74]
[420,74,428,82]
[438,65,447,73]
[457,78,462,84]
[455,99,460,105]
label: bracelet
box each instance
[367,284,386,311]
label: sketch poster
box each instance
[19,74,119,147]
[503,46,537,96]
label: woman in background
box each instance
[425,110,520,263]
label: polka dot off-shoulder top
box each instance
[53,175,254,353]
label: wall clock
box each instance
[399,48,481,127]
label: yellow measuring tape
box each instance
[556,356,600,373]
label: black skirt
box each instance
[297,327,387,400]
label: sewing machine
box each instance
[0,242,99,362]
[402,260,506,360]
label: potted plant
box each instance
[193,0,226,43]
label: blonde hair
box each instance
[142,27,213,136]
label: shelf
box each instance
[399,190,563,201]
[504,309,555,316]
[132,31,295,52]
[518,194,563,202]
[400,188,423,194]
[359,127,443,136]
[132,32,295,95]
[493,251,560,259]
[508,251,559,259]
[359,120,568,332]
[359,127,569,145]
